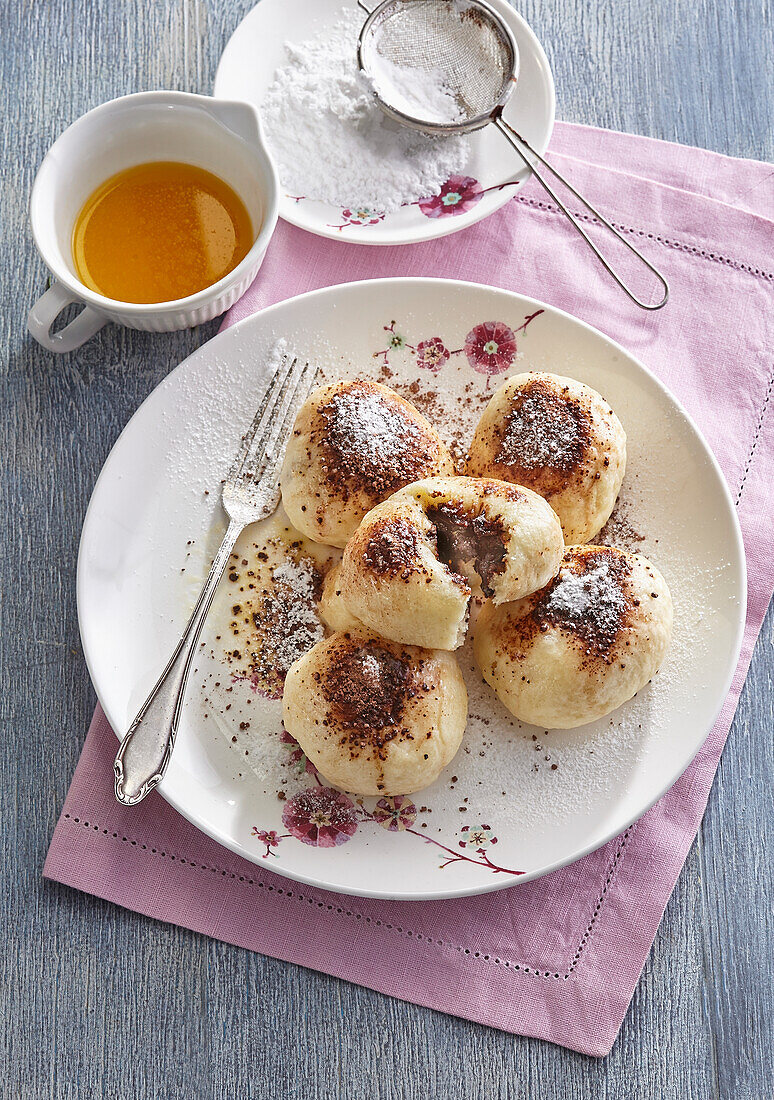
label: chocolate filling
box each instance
[427,503,507,598]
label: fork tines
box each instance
[228,354,317,493]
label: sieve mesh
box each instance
[359,0,516,130]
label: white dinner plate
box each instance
[77,278,745,899]
[213,0,555,244]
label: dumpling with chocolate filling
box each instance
[280,379,454,548]
[467,372,626,544]
[283,631,468,795]
[337,476,564,650]
[473,545,672,728]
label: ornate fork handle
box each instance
[114,517,243,806]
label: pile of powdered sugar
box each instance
[370,57,463,125]
[260,7,471,212]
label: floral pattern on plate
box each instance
[307,174,518,231]
[417,174,484,218]
[328,206,387,231]
[251,736,525,878]
[374,310,544,379]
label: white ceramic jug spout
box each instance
[203,97,265,146]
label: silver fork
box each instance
[114,354,318,806]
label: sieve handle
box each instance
[494,118,669,311]
[356,0,375,11]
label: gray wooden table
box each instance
[2,1,772,1096]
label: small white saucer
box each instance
[214,0,555,245]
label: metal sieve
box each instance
[356,0,669,310]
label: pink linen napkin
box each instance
[45,122,774,1057]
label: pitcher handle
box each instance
[28,281,107,352]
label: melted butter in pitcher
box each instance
[72,161,255,304]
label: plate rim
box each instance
[212,0,557,246]
[77,276,747,900]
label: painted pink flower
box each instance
[251,827,284,858]
[416,337,450,372]
[459,824,498,850]
[464,321,518,375]
[252,828,280,847]
[341,206,385,227]
[281,728,318,778]
[418,175,483,218]
[373,796,418,831]
[282,787,359,847]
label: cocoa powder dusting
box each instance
[536,549,632,656]
[318,381,436,497]
[506,547,633,663]
[229,554,326,697]
[322,640,419,757]
[363,517,423,578]
[379,369,485,474]
[598,504,645,551]
[497,379,589,472]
